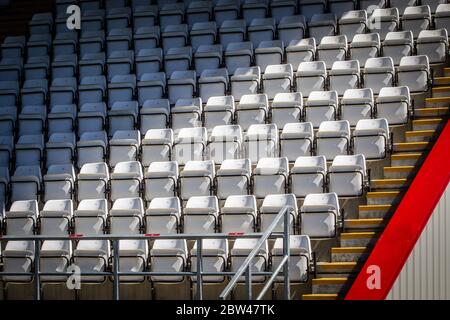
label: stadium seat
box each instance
[397,55,430,93]
[369,8,399,40]
[15,134,44,168]
[43,164,76,202]
[255,40,284,73]
[236,94,269,131]
[353,118,390,160]
[208,125,243,164]
[376,86,411,125]
[168,70,197,105]
[135,48,163,79]
[259,193,297,232]
[340,88,374,126]
[190,239,228,283]
[214,0,240,27]
[253,157,289,198]
[109,130,141,167]
[77,162,109,201]
[338,10,367,41]
[308,13,337,42]
[183,195,219,233]
[199,68,229,102]
[140,99,170,131]
[349,33,380,67]
[134,26,160,51]
[108,101,139,136]
[401,5,431,39]
[179,160,215,200]
[220,195,257,233]
[295,61,327,97]
[290,155,327,197]
[190,22,217,52]
[271,92,302,128]
[77,131,108,168]
[10,165,42,202]
[141,129,173,167]
[328,154,368,197]
[231,66,261,101]
[145,197,181,234]
[316,120,351,160]
[317,35,348,69]
[363,57,394,94]
[78,103,107,135]
[150,239,188,282]
[195,44,223,76]
[416,29,448,65]
[230,238,268,282]
[204,96,235,130]
[382,31,414,66]
[144,161,179,202]
[300,192,340,238]
[162,24,189,53]
[110,161,144,201]
[280,122,314,161]
[244,124,278,163]
[164,46,192,79]
[173,127,207,165]
[304,90,339,128]
[286,38,316,72]
[262,64,293,100]
[329,60,360,95]
[215,158,252,199]
[278,15,306,45]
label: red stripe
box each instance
[345,119,450,300]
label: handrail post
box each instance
[113,239,120,300]
[34,239,41,300]
[283,208,290,300]
[245,264,252,300]
[196,238,203,300]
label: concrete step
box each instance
[432,86,450,98]
[414,107,449,118]
[412,118,444,131]
[345,218,387,231]
[316,262,360,275]
[312,277,353,294]
[443,67,450,77]
[393,141,430,152]
[367,191,401,205]
[302,293,340,300]
[358,204,393,219]
[391,153,423,166]
[331,247,371,262]
[371,178,409,190]
[340,232,379,247]
[384,166,415,179]
[433,77,450,86]
[425,97,450,108]
[405,130,436,142]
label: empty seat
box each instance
[109,130,141,167]
[1,36,26,58]
[136,48,163,79]
[215,158,251,199]
[308,13,337,42]
[0,80,20,108]
[214,0,240,27]
[51,54,78,79]
[46,132,76,167]
[220,195,257,233]
[179,160,215,200]
[271,92,302,128]
[110,161,143,201]
[133,26,160,52]
[195,44,223,76]
[253,157,289,198]
[328,154,367,197]
[286,38,316,72]
[164,46,192,79]
[208,125,243,164]
[159,3,185,30]
[77,103,107,135]
[317,35,348,69]
[316,120,351,160]
[43,164,75,202]
[298,0,326,21]
[295,61,327,97]
[106,28,133,54]
[168,70,197,105]
[0,107,16,137]
[382,31,414,66]
[231,67,261,101]
[390,0,418,13]
[18,105,47,137]
[349,33,380,67]
[243,0,269,25]
[81,9,105,33]
[145,197,181,234]
[248,18,276,48]
[290,156,327,197]
[259,193,297,233]
[262,64,293,100]
[183,195,219,233]
[376,86,411,125]
[137,72,166,106]
[15,134,44,168]
[236,94,269,131]
[401,5,431,38]
[280,122,314,162]
[108,101,139,136]
[416,29,448,65]
[338,10,368,41]
[340,88,374,126]
[50,77,77,107]
[171,98,203,132]
[21,79,48,106]
[230,238,268,282]
[79,30,105,57]
[199,69,229,102]
[77,131,108,168]
[363,57,394,95]
[397,55,430,93]
[141,129,173,167]
[150,239,188,282]
[300,192,340,238]
[225,42,253,76]
[162,24,189,53]
[140,99,170,131]
[0,58,23,82]
[108,73,136,105]
[190,239,228,283]
[0,135,14,168]
[435,4,450,32]
[278,15,306,45]
[10,166,42,202]
[77,162,109,201]
[244,123,278,163]
[79,76,107,106]
[369,8,399,40]
[106,7,132,33]
[219,19,246,50]
[204,96,235,131]
[329,60,360,95]
[144,161,178,201]
[4,200,39,236]
[27,34,52,57]
[190,22,217,52]
[79,52,106,78]
[353,118,390,160]
[187,1,212,28]
[304,90,339,128]
[0,166,9,204]
[255,40,284,73]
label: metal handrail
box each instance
[219,206,291,300]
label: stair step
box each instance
[412,118,444,131]
[331,247,371,262]
[384,166,415,179]
[415,107,449,118]
[393,141,430,152]
[345,218,387,230]
[432,86,450,97]
[359,204,393,219]
[433,77,450,86]
[367,191,401,205]
[425,96,450,108]
[316,262,360,275]
[443,67,450,77]
[371,178,409,190]
[340,232,379,247]
[405,130,436,142]
[312,277,352,294]
[302,294,340,300]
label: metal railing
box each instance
[0,206,294,300]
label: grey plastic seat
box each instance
[286,38,316,71]
[382,31,414,66]
[338,10,367,41]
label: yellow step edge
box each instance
[405,130,436,137]
[412,118,443,125]
[318,262,359,269]
[372,178,408,186]
[391,153,422,160]
[384,166,414,172]
[425,96,450,103]
[312,278,349,285]
[331,247,370,254]
[345,218,386,226]
[432,86,450,92]
[433,77,450,85]
[302,294,340,300]
[394,142,429,149]
[415,107,449,115]
[340,232,378,239]
[367,191,400,198]
[359,204,392,211]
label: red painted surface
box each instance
[345,119,450,300]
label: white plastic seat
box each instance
[77,131,108,168]
[286,38,316,72]
[382,31,414,66]
[150,239,187,282]
[304,90,339,128]
[110,161,143,201]
[133,26,160,52]
[253,157,289,198]
[79,76,107,106]
[219,19,246,50]
[376,86,410,125]
[183,195,219,233]
[230,238,268,282]
[220,195,257,233]
[259,193,297,233]
[338,10,367,41]
[190,239,228,283]
[173,126,207,165]
[353,118,390,159]
[144,161,179,201]
[435,3,450,32]
[43,164,75,202]
[162,24,189,53]
[106,28,133,54]
[164,46,192,79]
[141,129,173,167]
[248,18,276,48]
[208,125,243,164]
[145,197,181,234]
[2,240,35,282]
[300,192,340,238]
[73,238,110,283]
[77,162,109,201]
[214,0,240,27]
[397,55,430,93]
[401,5,431,39]
[363,57,394,94]
[15,134,44,168]
[271,235,311,283]
[316,120,351,160]
[159,3,185,30]
[45,132,76,168]
[204,96,235,131]
[199,68,229,102]
[187,1,212,28]
[225,42,253,76]
[195,44,223,76]
[190,21,217,51]
[107,73,136,105]
[230,66,261,102]
[137,72,166,107]
[109,130,141,167]
[236,94,269,131]
[108,101,139,137]
[317,35,348,69]
[243,0,269,25]
[50,77,77,107]
[271,92,303,128]
[328,154,367,197]
[244,124,278,164]
[295,61,327,97]
[255,40,284,73]
[349,33,380,68]
[369,8,399,40]
[280,122,314,162]
[5,200,39,236]
[340,88,374,126]
[179,160,215,200]
[11,166,42,202]
[140,99,170,131]
[168,70,197,105]
[77,103,107,136]
[216,158,252,199]
[135,48,163,80]
[278,15,306,45]
[79,52,106,78]
[262,64,293,100]
[390,0,418,13]
[290,156,327,197]
[308,13,337,42]
[18,105,47,137]
[416,29,448,65]
[329,60,360,96]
